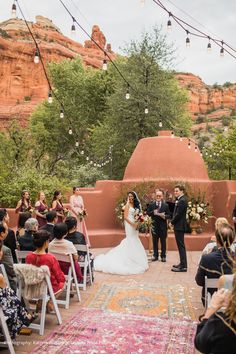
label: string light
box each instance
[167,12,172,30]
[34,49,40,64]
[86,156,89,161]
[125,85,130,99]
[144,99,148,114]
[102,53,108,71]
[48,91,53,104]
[220,41,224,57]
[194,145,198,152]
[68,127,72,135]
[60,108,64,118]
[171,131,174,138]
[71,18,76,36]
[207,37,212,52]
[11,1,16,18]
[158,120,163,128]
[81,150,84,155]
[188,139,191,149]
[180,130,183,141]
[186,30,190,47]
[75,141,79,147]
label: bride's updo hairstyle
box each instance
[128,191,142,212]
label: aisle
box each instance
[8,251,203,354]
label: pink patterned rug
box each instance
[31,308,197,353]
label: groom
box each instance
[147,190,170,262]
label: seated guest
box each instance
[16,211,32,239]
[48,223,83,282]
[195,224,234,306]
[40,210,58,240]
[26,230,65,296]
[65,216,86,247]
[18,218,38,251]
[0,208,17,263]
[0,274,37,339]
[195,280,236,353]
[0,224,17,291]
[201,217,235,255]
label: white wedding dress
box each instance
[94,207,149,275]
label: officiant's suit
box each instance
[147,199,171,260]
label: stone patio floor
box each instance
[1,250,204,354]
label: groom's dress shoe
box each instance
[172,263,181,269]
[171,267,187,272]
[161,257,166,262]
[152,257,158,262]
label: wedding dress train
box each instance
[94,207,149,275]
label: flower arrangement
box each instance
[78,209,87,222]
[186,197,211,224]
[134,209,153,234]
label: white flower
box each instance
[197,207,203,213]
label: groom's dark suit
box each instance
[147,200,171,259]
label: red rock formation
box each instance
[0,16,114,127]
[176,73,236,117]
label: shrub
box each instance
[24,96,31,102]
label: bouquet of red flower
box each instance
[134,209,153,234]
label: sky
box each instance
[1,0,236,85]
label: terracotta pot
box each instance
[190,220,200,235]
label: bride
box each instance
[94,191,149,275]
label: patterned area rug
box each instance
[85,282,196,320]
[31,308,197,354]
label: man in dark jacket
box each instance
[171,185,188,272]
[147,190,171,262]
[0,208,17,263]
[195,223,234,306]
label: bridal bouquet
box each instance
[78,209,87,222]
[134,209,153,234]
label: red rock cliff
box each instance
[0,16,114,127]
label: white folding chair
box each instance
[204,276,219,309]
[0,306,16,354]
[15,266,62,336]
[50,252,81,308]
[0,264,10,287]
[74,244,93,290]
[15,250,31,263]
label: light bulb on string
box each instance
[158,120,163,128]
[34,49,40,64]
[81,150,84,155]
[186,30,190,47]
[90,161,93,165]
[11,2,16,18]
[171,131,174,138]
[180,130,183,141]
[94,163,97,167]
[86,156,89,161]
[125,85,130,99]
[167,12,172,30]
[194,145,198,152]
[48,91,53,104]
[220,41,224,57]
[205,152,208,156]
[102,53,108,71]
[144,100,148,114]
[68,127,72,135]
[60,108,64,119]
[188,139,191,149]
[71,18,76,36]
[207,37,211,52]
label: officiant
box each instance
[147,190,171,262]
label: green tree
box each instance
[203,125,236,180]
[90,28,192,179]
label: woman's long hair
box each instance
[21,190,30,207]
[225,271,236,324]
[128,191,142,212]
[52,190,63,207]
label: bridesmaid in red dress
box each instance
[51,191,65,223]
[70,186,90,246]
[35,191,48,228]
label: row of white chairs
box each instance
[0,244,93,353]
